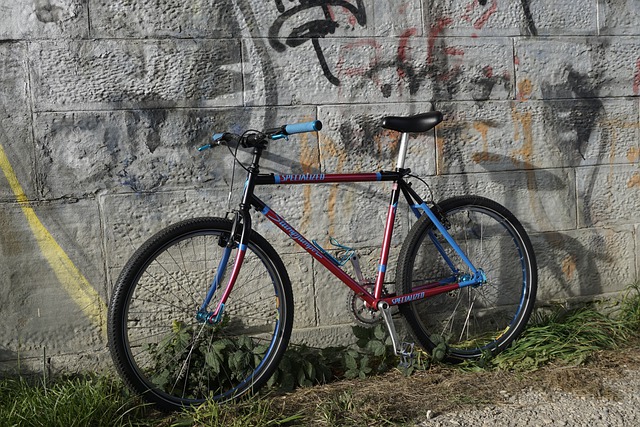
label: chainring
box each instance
[348,284,388,326]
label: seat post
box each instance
[396,132,409,170]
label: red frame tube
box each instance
[255,180,462,309]
[374,193,398,299]
[213,172,463,313]
[261,206,377,306]
[213,244,247,316]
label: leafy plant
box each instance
[619,283,640,331]
[348,323,396,378]
[143,317,269,400]
[268,323,397,389]
[268,344,337,390]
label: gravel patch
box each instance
[417,366,640,427]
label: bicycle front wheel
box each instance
[108,217,293,410]
[397,196,537,362]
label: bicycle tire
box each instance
[397,196,537,362]
[108,217,293,410]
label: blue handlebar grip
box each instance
[284,120,322,135]
[212,132,225,141]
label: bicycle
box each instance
[107,111,538,410]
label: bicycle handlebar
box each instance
[202,120,323,151]
[282,120,322,135]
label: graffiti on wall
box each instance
[266,0,535,97]
[269,0,367,85]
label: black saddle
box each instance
[381,111,443,133]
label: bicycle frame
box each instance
[200,141,487,323]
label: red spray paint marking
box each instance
[484,65,494,78]
[397,28,418,79]
[474,0,498,29]
[327,5,336,21]
[335,39,382,78]
[462,0,498,30]
[444,46,465,56]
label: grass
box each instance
[476,284,640,371]
[0,375,154,427]
[481,301,633,370]
[1,284,639,426]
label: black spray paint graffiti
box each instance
[269,0,366,85]
[268,1,539,91]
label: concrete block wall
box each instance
[0,0,638,372]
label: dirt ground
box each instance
[273,342,640,425]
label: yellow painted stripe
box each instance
[0,142,107,335]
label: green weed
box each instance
[480,288,640,371]
[0,375,152,427]
[172,397,302,427]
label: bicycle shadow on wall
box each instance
[477,154,607,301]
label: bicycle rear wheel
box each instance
[397,196,537,362]
[108,217,293,410]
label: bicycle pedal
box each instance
[398,342,415,369]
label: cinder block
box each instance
[239,0,374,39]
[374,1,424,36]
[0,43,34,202]
[515,37,640,99]
[529,99,639,167]
[424,0,595,36]
[577,164,640,228]
[0,0,87,40]
[102,189,235,273]
[525,1,597,35]
[436,101,530,174]
[290,324,357,348]
[435,99,639,173]
[534,226,637,301]
[280,254,317,328]
[34,110,224,198]
[245,36,513,105]
[90,0,239,38]
[29,40,243,112]
[598,0,640,35]
[0,199,105,360]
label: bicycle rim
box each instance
[109,218,292,409]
